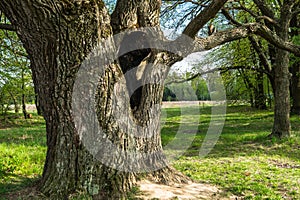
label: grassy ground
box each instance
[0,113,46,197]
[0,105,300,199]
[162,105,300,199]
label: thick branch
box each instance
[222,7,278,27]
[194,23,300,57]
[248,36,272,73]
[182,0,228,38]
[221,8,242,26]
[0,23,16,31]
[166,67,225,85]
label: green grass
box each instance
[0,105,300,199]
[162,105,300,199]
[0,113,46,196]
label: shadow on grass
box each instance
[0,126,46,147]
[162,105,300,162]
[0,172,40,197]
[0,113,46,147]
[0,113,45,130]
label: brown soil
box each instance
[136,180,240,200]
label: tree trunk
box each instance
[21,67,28,119]
[0,0,188,198]
[290,14,300,115]
[291,62,300,115]
[269,2,293,138]
[271,49,291,138]
[254,71,267,110]
[8,90,19,113]
[33,85,42,115]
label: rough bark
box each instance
[0,0,189,198]
[291,61,300,115]
[0,1,135,199]
[0,0,298,198]
[254,70,267,110]
[269,1,294,138]
[111,0,190,183]
[290,14,300,115]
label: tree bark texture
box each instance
[253,71,267,110]
[1,0,299,198]
[0,1,135,199]
[270,1,294,138]
[291,62,300,115]
[290,14,300,115]
[0,0,188,198]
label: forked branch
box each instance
[193,23,300,56]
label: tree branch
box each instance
[221,8,242,26]
[222,7,278,27]
[165,64,268,85]
[248,36,272,74]
[193,23,300,57]
[0,23,16,31]
[166,67,225,85]
[182,0,228,38]
[256,16,278,26]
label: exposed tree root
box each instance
[146,166,191,185]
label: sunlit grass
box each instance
[161,105,300,199]
[0,105,300,199]
[0,113,46,196]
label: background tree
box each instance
[230,0,298,137]
[0,14,33,119]
[290,13,300,115]
[166,0,299,137]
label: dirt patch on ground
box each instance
[2,181,240,199]
[136,180,240,200]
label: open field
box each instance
[0,104,300,199]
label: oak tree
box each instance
[0,0,299,198]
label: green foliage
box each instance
[166,82,197,101]
[0,16,34,116]
[163,87,177,101]
[191,77,210,100]
[164,71,210,101]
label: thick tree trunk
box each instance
[269,2,293,138]
[291,62,300,115]
[0,1,135,198]
[0,0,188,198]
[290,14,300,115]
[254,71,267,110]
[271,49,291,138]
[110,0,190,183]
